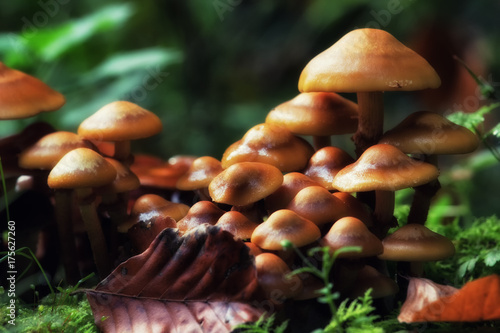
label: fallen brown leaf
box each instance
[86,225,264,332]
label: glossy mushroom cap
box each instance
[378,223,455,262]
[251,209,321,251]
[104,158,141,193]
[215,211,260,240]
[320,217,383,258]
[265,172,321,213]
[78,101,162,142]
[379,111,480,155]
[298,28,441,93]
[221,123,314,172]
[19,131,94,170]
[303,146,355,190]
[265,92,358,136]
[176,201,225,234]
[0,62,65,119]
[332,144,439,192]
[209,162,283,206]
[48,148,116,189]
[176,156,223,191]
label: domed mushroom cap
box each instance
[332,144,439,192]
[251,209,321,251]
[265,172,321,213]
[176,156,223,191]
[379,111,479,155]
[0,62,65,120]
[303,146,355,190]
[265,92,358,136]
[221,123,314,172]
[215,211,260,240]
[299,28,441,93]
[256,252,303,301]
[320,217,383,258]
[378,223,455,262]
[19,131,94,170]
[286,186,349,226]
[48,148,116,189]
[209,162,283,206]
[176,200,225,234]
[104,158,141,193]
[78,101,162,142]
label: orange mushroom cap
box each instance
[176,156,223,191]
[209,162,283,206]
[298,28,441,93]
[265,92,358,136]
[47,148,116,189]
[78,101,162,142]
[0,62,65,119]
[303,146,355,190]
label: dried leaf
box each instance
[86,225,264,332]
[398,274,500,323]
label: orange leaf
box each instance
[86,225,264,332]
[399,274,500,323]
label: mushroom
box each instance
[215,210,260,240]
[18,131,95,283]
[302,146,354,190]
[176,200,225,234]
[0,62,65,119]
[298,28,441,156]
[48,148,117,277]
[221,123,314,172]
[379,111,480,223]
[265,92,358,150]
[265,172,321,213]
[332,144,439,236]
[78,101,162,163]
[176,156,223,201]
[378,223,455,277]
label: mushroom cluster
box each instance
[1,29,479,311]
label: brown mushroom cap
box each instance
[320,217,383,258]
[221,123,314,172]
[348,265,399,299]
[209,162,283,206]
[104,158,141,193]
[332,144,439,192]
[255,252,303,301]
[378,223,455,262]
[265,172,321,213]
[18,131,94,170]
[176,200,226,234]
[379,111,480,155]
[78,101,162,142]
[215,211,260,240]
[0,62,65,119]
[286,186,349,226]
[176,156,223,191]
[265,92,358,136]
[303,146,355,190]
[298,28,441,93]
[251,209,321,251]
[47,148,117,189]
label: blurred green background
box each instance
[1,0,499,217]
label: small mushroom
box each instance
[303,146,354,190]
[176,156,223,201]
[176,200,225,234]
[215,211,259,240]
[265,172,321,213]
[265,92,358,150]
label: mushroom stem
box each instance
[114,140,131,163]
[54,189,80,284]
[76,187,112,278]
[373,190,395,237]
[408,155,441,224]
[312,135,331,151]
[353,91,384,157]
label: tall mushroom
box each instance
[78,101,162,163]
[48,148,117,277]
[298,28,441,156]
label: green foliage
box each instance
[233,313,288,333]
[427,215,500,283]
